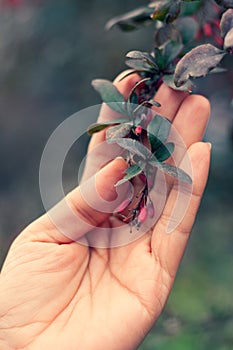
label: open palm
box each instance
[0,74,211,350]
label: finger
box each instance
[152,84,189,122]
[25,158,128,243]
[151,142,211,284]
[166,95,210,188]
[171,94,210,149]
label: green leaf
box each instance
[177,17,199,44]
[174,44,226,87]
[180,1,202,16]
[125,58,155,71]
[126,78,151,116]
[153,47,166,69]
[150,161,192,183]
[154,24,180,48]
[163,74,193,92]
[155,142,174,162]
[129,92,138,105]
[165,1,181,23]
[92,79,126,114]
[224,27,233,50]
[163,41,184,65]
[87,118,129,135]
[126,51,158,68]
[115,164,143,186]
[106,123,132,140]
[105,6,154,31]
[220,9,233,38]
[108,138,152,160]
[147,114,172,153]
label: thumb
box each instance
[27,157,128,243]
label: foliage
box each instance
[106,0,233,96]
[89,0,233,229]
[89,80,191,228]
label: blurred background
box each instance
[0,0,232,349]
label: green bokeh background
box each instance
[0,1,232,349]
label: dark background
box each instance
[0,1,232,349]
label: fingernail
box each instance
[115,156,127,162]
[206,142,212,150]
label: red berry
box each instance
[204,23,212,37]
[135,126,142,135]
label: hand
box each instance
[0,73,211,350]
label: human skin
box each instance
[0,73,211,350]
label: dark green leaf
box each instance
[125,58,155,71]
[125,78,151,116]
[177,17,199,44]
[105,6,154,31]
[87,118,129,135]
[126,51,158,68]
[220,9,233,37]
[153,47,166,69]
[224,27,233,50]
[129,92,138,105]
[147,114,172,153]
[106,123,132,140]
[166,1,181,23]
[174,44,226,87]
[155,142,174,162]
[180,0,202,16]
[115,164,143,186]
[150,161,192,183]
[108,138,152,160]
[163,74,193,92]
[163,41,184,65]
[133,100,161,122]
[133,104,148,119]
[92,79,126,114]
[154,24,180,48]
